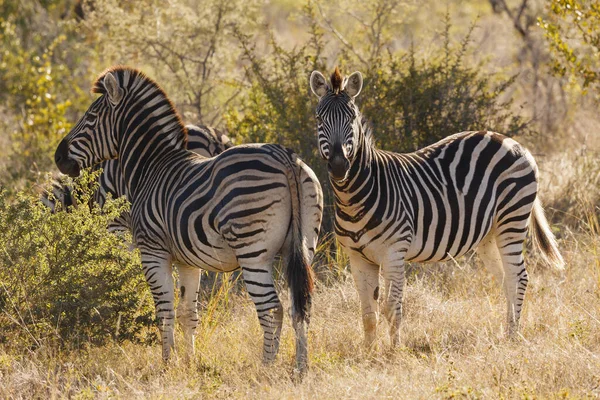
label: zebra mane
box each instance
[91,66,188,146]
[359,114,375,164]
[330,67,343,94]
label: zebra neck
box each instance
[331,140,375,207]
[118,118,187,199]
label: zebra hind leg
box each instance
[139,249,177,362]
[476,232,505,286]
[494,228,529,338]
[176,264,201,360]
[240,260,283,364]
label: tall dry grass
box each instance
[1,216,598,398]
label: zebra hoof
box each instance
[292,364,308,383]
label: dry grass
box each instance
[1,224,599,399]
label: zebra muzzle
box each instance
[328,156,349,181]
[55,139,81,177]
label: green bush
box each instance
[0,171,155,349]
[0,1,95,190]
[358,21,533,152]
[539,0,600,98]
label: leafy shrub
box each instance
[0,171,155,349]
[358,22,533,152]
[0,7,92,189]
[539,0,600,97]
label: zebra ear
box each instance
[344,71,363,98]
[310,71,329,98]
[104,72,124,105]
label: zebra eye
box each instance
[315,115,323,125]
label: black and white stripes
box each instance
[55,66,323,374]
[310,68,564,347]
[42,124,232,234]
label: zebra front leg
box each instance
[176,264,201,359]
[140,249,176,362]
[381,256,406,347]
[349,254,380,348]
[240,262,283,363]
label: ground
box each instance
[1,227,598,398]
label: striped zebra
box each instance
[309,68,564,347]
[54,66,323,374]
[42,124,232,234]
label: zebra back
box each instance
[186,124,232,157]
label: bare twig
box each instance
[315,1,368,66]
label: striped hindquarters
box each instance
[403,131,539,261]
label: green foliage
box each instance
[0,3,92,188]
[227,3,326,157]
[539,0,600,97]
[0,28,73,184]
[0,171,155,349]
[85,0,260,125]
[359,20,532,152]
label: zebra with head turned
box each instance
[309,67,564,347]
[42,124,232,234]
[54,66,323,374]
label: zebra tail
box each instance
[285,160,314,323]
[530,197,565,270]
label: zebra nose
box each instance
[54,149,63,165]
[55,139,68,165]
[328,156,349,180]
[54,139,81,177]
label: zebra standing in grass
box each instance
[55,66,323,374]
[42,124,232,233]
[309,68,564,347]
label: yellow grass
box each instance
[1,225,599,399]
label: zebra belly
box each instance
[174,232,240,273]
[335,195,495,266]
[404,196,496,263]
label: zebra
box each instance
[41,124,232,234]
[95,124,233,233]
[54,66,323,374]
[309,67,564,347]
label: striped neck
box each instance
[116,85,187,199]
[331,119,375,205]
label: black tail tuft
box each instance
[286,239,313,322]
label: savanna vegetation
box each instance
[0,0,598,397]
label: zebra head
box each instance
[55,70,125,177]
[310,67,363,182]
